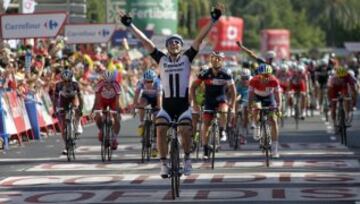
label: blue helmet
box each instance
[143,69,157,81]
[257,63,273,75]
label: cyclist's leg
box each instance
[72,96,83,136]
[217,102,228,141]
[264,94,279,156]
[191,105,201,139]
[328,87,337,127]
[93,99,105,142]
[138,96,149,124]
[155,109,170,177]
[201,110,212,158]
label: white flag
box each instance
[22,0,37,14]
[3,0,11,10]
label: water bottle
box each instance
[25,50,32,73]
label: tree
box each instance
[86,0,106,23]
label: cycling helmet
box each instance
[336,67,348,77]
[280,63,289,72]
[143,69,157,81]
[257,63,273,75]
[61,69,73,81]
[297,64,305,72]
[348,69,355,78]
[211,51,225,58]
[265,50,276,59]
[103,70,114,82]
[165,34,184,47]
[240,68,251,77]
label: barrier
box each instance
[0,86,134,150]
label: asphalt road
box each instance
[0,107,359,203]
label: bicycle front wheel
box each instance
[261,122,271,167]
[101,125,107,162]
[210,124,218,170]
[66,122,75,162]
[170,139,180,199]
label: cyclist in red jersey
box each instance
[327,67,357,127]
[249,64,281,158]
[91,70,122,150]
[289,64,308,119]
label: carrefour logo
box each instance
[44,19,58,30]
[98,29,110,37]
[5,22,41,30]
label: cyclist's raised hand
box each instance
[118,10,132,27]
[210,3,224,22]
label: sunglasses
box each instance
[168,39,181,45]
[241,76,250,80]
[145,80,153,84]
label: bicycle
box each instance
[280,93,288,127]
[292,90,302,130]
[135,106,158,163]
[203,110,224,170]
[333,93,352,146]
[229,103,247,150]
[93,107,119,162]
[255,106,277,167]
[57,104,77,162]
[192,108,203,160]
[320,87,330,122]
[156,118,191,200]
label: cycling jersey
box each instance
[249,75,280,97]
[276,71,292,92]
[94,80,121,110]
[135,77,162,107]
[54,81,81,109]
[194,67,234,102]
[315,65,331,88]
[135,77,162,98]
[290,72,307,93]
[236,79,251,104]
[327,74,355,100]
[150,47,197,121]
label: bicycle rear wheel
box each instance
[210,124,218,170]
[170,139,180,199]
[106,122,113,161]
[66,122,75,162]
[261,122,270,167]
[294,98,300,130]
[101,125,107,162]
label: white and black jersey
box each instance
[150,47,197,99]
[150,47,197,121]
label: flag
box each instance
[22,0,37,14]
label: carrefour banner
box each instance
[126,0,178,35]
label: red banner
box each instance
[261,29,290,60]
[6,92,28,134]
[198,17,244,51]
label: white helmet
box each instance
[265,50,276,59]
[348,69,355,78]
[280,63,289,72]
[240,68,251,77]
[103,70,114,82]
[297,64,305,72]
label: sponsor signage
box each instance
[65,24,116,44]
[261,29,290,60]
[1,12,67,39]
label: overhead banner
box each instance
[65,24,116,44]
[261,29,290,60]
[1,12,67,39]
[198,16,244,51]
[126,0,178,35]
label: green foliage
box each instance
[178,0,360,49]
[86,0,106,23]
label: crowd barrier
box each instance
[0,84,135,150]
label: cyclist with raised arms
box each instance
[133,69,162,156]
[190,51,236,159]
[119,4,223,177]
[248,64,281,158]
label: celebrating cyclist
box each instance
[91,70,121,150]
[248,64,281,158]
[119,4,223,177]
[190,51,236,159]
[54,69,83,155]
[133,69,162,157]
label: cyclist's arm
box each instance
[228,83,237,111]
[236,41,258,61]
[133,86,141,107]
[189,80,200,106]
[156,92,162,110]
[192,21,216,51]
[128,24,156,53]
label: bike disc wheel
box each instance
[170,139,180,199]
[211,125,217,170]
[101,126,106,162]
